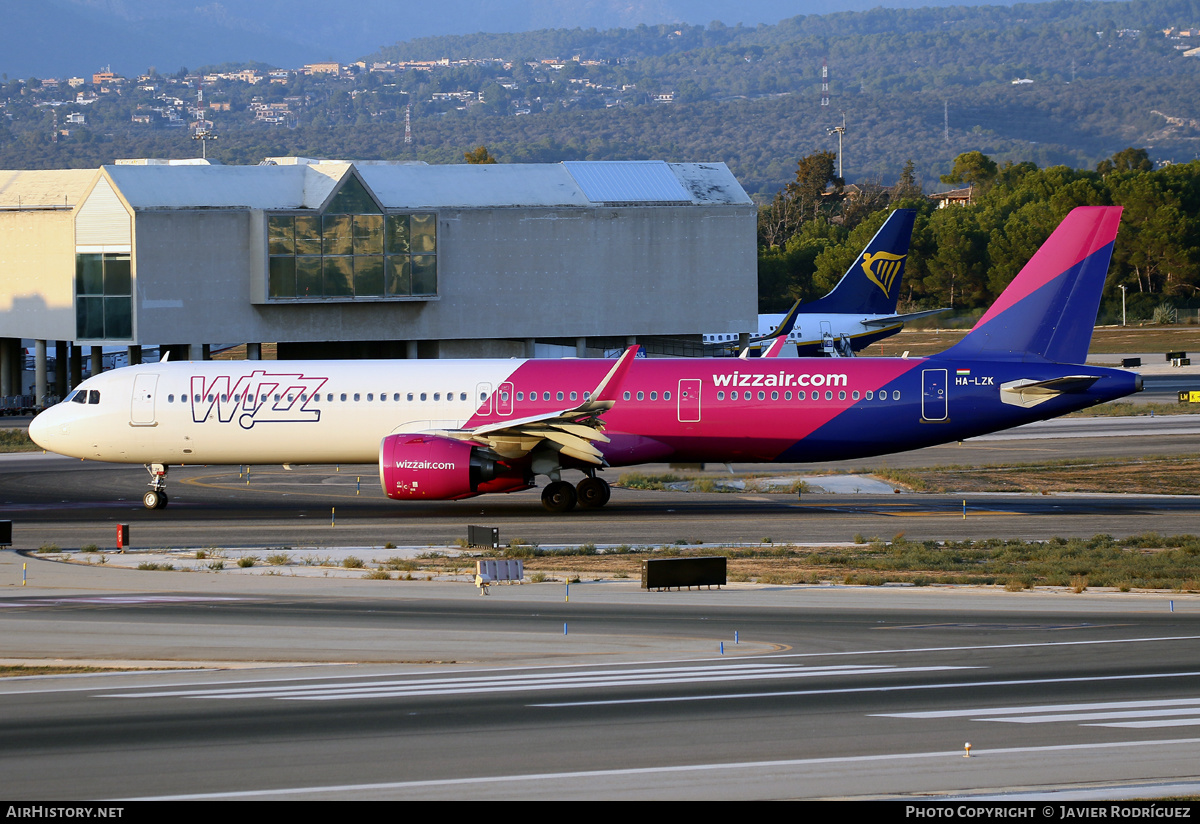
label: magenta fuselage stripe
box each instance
[462,357,923,462]
[972,207,1121,331]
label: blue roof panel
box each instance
[562,161,692,204]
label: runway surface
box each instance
[4,414,1200,799]
[2,577,1200,800]
[3,415,1200,549]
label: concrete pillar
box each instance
[625,336,637,348]
[90,346,102,378]
[188,343,204,361]
[13,344,24,395]
[69,344,82,389]
[738,332,750,352]
[246,342,261,360]
[127,345,142,366]
[0,338,11,396]
[575,337,587,358]
[54,341,67,398]
[35,340,47,406]
[525,338,536,358]
[406,340,419,359]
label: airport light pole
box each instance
[827,112,847,179]
[1119,284,1126,327]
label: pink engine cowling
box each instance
[379,434,531,500]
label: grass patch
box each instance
[265,552,291,566]
[237,556,257,568]
[502,533,1200,591]
[364,569,391,580]
[872,454,1200,495]
[136,562,174,571]
[342,556,365,569]
[0,429,38,453]
[1067,401,1200,417]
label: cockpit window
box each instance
[88,390,100,404]
[69,390,85,404]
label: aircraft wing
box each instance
[860,307,951,328]
[436,345,640,465]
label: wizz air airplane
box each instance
[705,208,948,356]
[29,206,1139,513]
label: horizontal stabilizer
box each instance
[1000,375,1101,408]
[860,307,951,328]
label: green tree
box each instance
[940,151,998,190]
[1097,147,1153,177]
[464,145,498,164]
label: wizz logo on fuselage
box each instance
[190,372,328,429]
[860,251,905,298]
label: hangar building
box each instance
[0,158,757,404]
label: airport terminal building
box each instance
[0,157,757,403]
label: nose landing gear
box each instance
[143,464,169,510]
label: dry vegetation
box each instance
[867,325,1200,358]
[464,533,1200,591]
[875,454,1200,495]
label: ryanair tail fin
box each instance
[804,208,916,316]
[940,206,1122,364]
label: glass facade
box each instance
[267,176,437,302]
[75,253,132,340]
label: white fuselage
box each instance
[704,312,900,349]
[30,360,521,465]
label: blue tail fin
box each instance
[940,206,1122,364]
[805,208,916,315]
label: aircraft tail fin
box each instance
[805,208,915,315]
[941,206,1122,364]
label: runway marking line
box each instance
[129,737,1200,800]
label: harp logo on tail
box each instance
[861,252,905,298]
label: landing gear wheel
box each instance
[541,480,578,513]
[143,490,161,510]
[155,492,168,509]
[576,477,611,509]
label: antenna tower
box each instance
[404,103,412,144]
[820,59,830,107]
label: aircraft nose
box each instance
[27,408,61,451]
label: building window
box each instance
[75,253,132,340]
[266,177,436,302]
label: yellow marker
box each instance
[331,506,335,527]
[964,742,972,758]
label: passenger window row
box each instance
[715,389,902,402]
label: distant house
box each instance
[931,187,973,208]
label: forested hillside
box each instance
[759,148,1200,322]
[3,0,1200,195]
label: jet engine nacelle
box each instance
[379,434,531,501]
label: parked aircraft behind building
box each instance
[705,208,947,357]
[30,207,1137,513]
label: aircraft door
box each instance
[921,369,948,422]
[497,381,514,416]
[131,374,159,426]
[677,379,701,423]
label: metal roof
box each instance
[562,160,692,204]
[360,163,590,209]
[103,164,346,210]
[0,170,97,209]
[95,160,751,211]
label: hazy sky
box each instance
[6,0,1017,78]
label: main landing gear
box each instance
[540,475,611,513]
[143,464,169,510]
